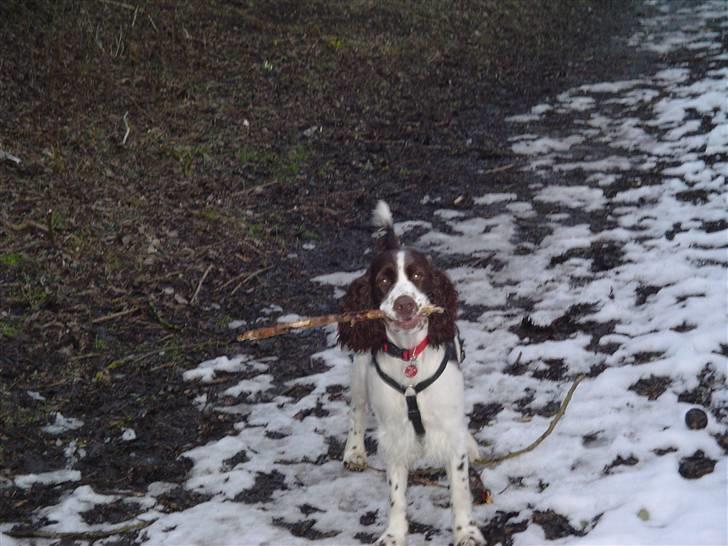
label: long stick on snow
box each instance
[473,374,585,466]
[237,305,445,342]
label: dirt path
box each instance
[7,1,724,544]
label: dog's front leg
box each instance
[446,452,485,546]
[343,352,369,471]
[375,461,409,546]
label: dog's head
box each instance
[338,203,457,352]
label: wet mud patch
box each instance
[155,487,213,513]
[603,454,639,474]
[675,189,711,204]
[81,498,144,525]
[279,383,316,402]
[512,390,560,418]
[602,170,665,199]
[292,399,330,421]
[222,450,250,470]
[532,359,568,381]
[531,509,587,540]
[629,375,672,400]
[503,357,530,376]
[0,485,65,524]
[354,531,379,544]
[511,303,598,342]
[584,320,619,354]
[359,509,379,526]
[408,519,440,541]
[678,450,717,480]
[272,517,339,540]
[677,363,724,414]
[631,351,665,365]
[326,435,346,461]
[635,283,662,305]
[469,402,504,430]
[235,469,288,504]
[247,334,331,384]
[549,241,624,272]
[702,219,728,233]
[480,510,528,546]
[515,218,553,247]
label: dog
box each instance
[338,201,485,546]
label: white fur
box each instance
[343,239,485,546]
[372,200,394,230]
[380,251,431,326]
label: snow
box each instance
[14,470,82,489]
[3,2,727,545]
[41,412,84,435]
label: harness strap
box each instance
[371,342,456,436]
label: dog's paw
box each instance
[343,447,368,472]
[455,524,485,546]
[374,531,406,546]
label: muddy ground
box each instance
[0,0,661,542]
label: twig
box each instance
[98,0,137,10]
[237,305,444,342]
[6,518,155,540]
[191,264,214,304]
[219,265,272,291]
[482,162,516,175]
[91,306,139,325]
[146,14,158,32]
[230,265,273,295]
[1,218,49,234]
[148,300,181,331]
[0,149,21,164]
[122,111,130,145]
[473,375,584,466]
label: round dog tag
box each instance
[404,364,418,378]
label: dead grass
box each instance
[0,0,636,492]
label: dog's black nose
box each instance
[393,295,417,319]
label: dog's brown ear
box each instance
[427,268,458,346]
[338,272,385,352]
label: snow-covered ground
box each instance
[3,1,726,544]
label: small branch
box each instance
[474,375,585,466]
[220,265,273,291]
[191,264,214,305]
[98,0,137,10]
[1,217,49,234]
[91,306,139,325]
[0,149,21,164]
[7,518,155,540]
[122,111,131,145]
[230,265,273,295]
[237,305,444,342]
[146,13,158,32]
[482,162,516,175]
[148,300,181,331]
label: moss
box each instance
[0,321,18,339]
[0,252,26,268]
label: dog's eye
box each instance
[410,271,423,282]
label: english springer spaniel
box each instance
[338,201,485,546]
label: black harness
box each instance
[372,335,463,437]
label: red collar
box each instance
[382,336,429,361]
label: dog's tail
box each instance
[372,200,400,251]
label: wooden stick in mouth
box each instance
[237,305,445,342]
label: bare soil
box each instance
[1,0,649,541]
